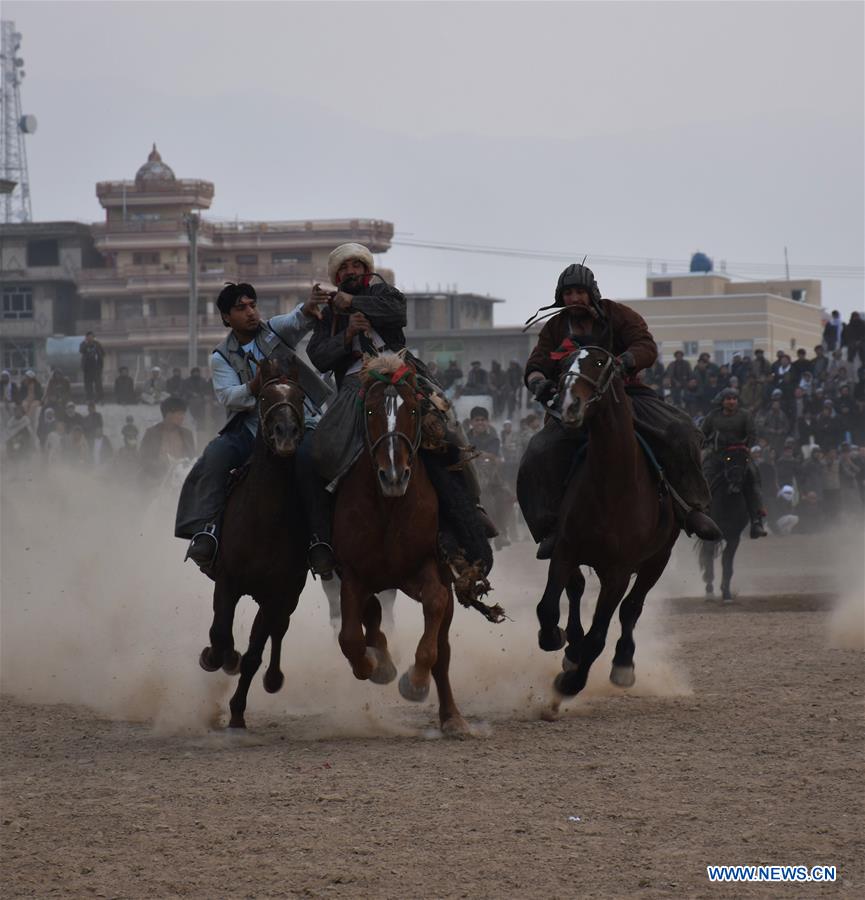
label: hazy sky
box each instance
[6,0,864,322]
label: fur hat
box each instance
[327,243,374,285]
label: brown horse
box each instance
[198,358,309,729]
[333,352,469,735]
[531,345,679,701]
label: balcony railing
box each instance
[75,315,226,334]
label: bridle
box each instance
[258,377,305,448]
[361,369,423,463]
[559,345,620,411]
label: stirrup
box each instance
[308,538,336,580]
[185,524,218,568]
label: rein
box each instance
[559,345,621,411]
[258,377,305,448]
[362,371,423,463]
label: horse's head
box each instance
[361,352,422,498]
[257,357,306,457]
[721,444,750,495]
[558,344,620,430]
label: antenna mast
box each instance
[0,20,37,223]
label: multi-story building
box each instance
[627,266,823,364]
[0,221,101,375]
[73,145,395,378]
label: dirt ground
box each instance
[1,474,863,898]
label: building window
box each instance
[257,296,279,317]
[682,341,699,356]
[2,286,33,320]
[652,281,672,297]
[272,251,311,264]
[236,254,258,266]
[790,289,807,302]
[1,340,35,374]
[26,239,59,267]
[713,340,754,366]
[414,297,431,330]
[132,251,160,265]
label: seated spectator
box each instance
[811,345,829,380]
[17,370,43,415]
[91,425,114,468]
[37,407,57,450]
[775,441,800,491]
[756,393,791,456]
[813,400,840,450]
[62,401,86,434]
[121,415,139,444]
[43,368,72,407]
[140,367,166,405]
[166,367,184,397]
[462,361,490,396]
[44,420,65,465]
[790,348,812,382]
[63,425,91,467]
[114,366,137,404]
[82,401,104,444]
[138,396,195,487]
[4,404,35,462]
[821,447,842,520]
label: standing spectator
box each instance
[756,393,791,456]
[166,367,184,397]
[114,366,137,404]
[827,349,845,379]
[740,374,765,414]
[91,425,114,469]
[182,366,210,428]
[752,348,771,378]
[700,373,721,414]
[79,331,105,403]
[506,360,523,419]
[0,369,16,406]
[821,447,842,520]
[665,350,691,407]
[717,364,732,388]
[4,405,35,463]
[775,441,800,491]
[796,406,818,447]
[500,420,521,486]
[790,348,812,383]
[17,369,43,415]
[82,401,104,444]
[813,400,840,450]
[798,447,825,499]
[489,360,507,418]
[823,311,844,352]
[838,443,862,513]
[139,396,196,487]
[463,361,490,396]
[43,368,72,408]
[811,345,829,381]
[642,356,665,390]
[441,360,463,392]
[843,311,865,367]
[683,377,702,418]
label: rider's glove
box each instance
[616,351,636,375]
[530,377,557,405]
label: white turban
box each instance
[327,242,374,285]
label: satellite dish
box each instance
[19,115,37,134]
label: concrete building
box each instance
[0,221,101,375]
[628,270,824,365]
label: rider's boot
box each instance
[185,523,218,570]
[308,535,336,580]
[684,508,723,541]
[749,513,768,539]
[476,504,499,539]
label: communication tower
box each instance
[0,20,37,223]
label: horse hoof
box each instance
[228,717,246,730]
[561,654,579,672]
[722,586,733,602]
[610,664,636,688]
[263,670,284,694]
[367,649,398,686]
[538,626,566,652]
[199,647,220,672]
[553,671,579,697]
[398,669,430,703]
[222,650,241,676]
[441,715,471,738]
[705,584,714,598]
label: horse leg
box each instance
[337,573,375,681]
[611,542,674,688]
[431,586,469,736]
[536,549,572,652]
[227,607,269,729]
[399,560,449,703]
[378,588,397,631]
[199,580,241,674]
[363,594,397,685]
[263,595,297,694]
[721,534,740,602]
[562,569,587,669]
[700,541,716,597]
[322,573,342,633]
[554,570,630,697]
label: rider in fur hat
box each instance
[519,263,722,559]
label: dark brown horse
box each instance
[531,346,680,703]
[333,352,469,735]
[198,358,309,729]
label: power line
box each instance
[391,237,865,280]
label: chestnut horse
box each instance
[333,353,469,735]
[531,346,680,701]
[198,358,309,729]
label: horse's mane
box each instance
[361,350,412,381]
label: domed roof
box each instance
[135,144,176,187]
[690,251,713,273]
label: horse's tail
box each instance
[693,537,723,560]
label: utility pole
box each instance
[784,246,790,280]
[185,212,199,370]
